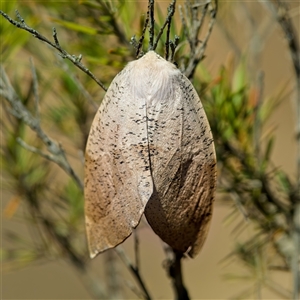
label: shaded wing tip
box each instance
[89,246,108,259]
[88,243,109,259]
[89,251,98,259]
[89,245,102,259]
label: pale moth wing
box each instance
[85,51,217,259]
[85,59,154,258]
[143,53,217,257]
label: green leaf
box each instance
[264,136,275,162]
[277,171,292,194]
[232,60,247,93]
[52,18,98,35]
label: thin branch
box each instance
[180,0,210,58]
[0,66,83,191]
[130,35,139,54]
[148,0,155,50]
[164,247,190,300]
[58,57,98,112]
[184,0,218,79]
[165,1,176,60]
[115,247,152,300]
[133,230,140,270]
[136,11,149,57]
[16,137,59,164]
[152,0,176,52]
[93,0,129,46]
[0,10,107,92]
[169,35,180,62]
[230,191,250,221]
[191,1,210,55]
[124,279,146,299]
[179,5,192,50]
[165,20,171,60]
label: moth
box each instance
[85,51,217,259]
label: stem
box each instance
[152,0,176,53]
[168,251,190,300]
[182,0,218,79]
[148,0,155,50]
[115,247,152,300]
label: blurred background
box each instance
[1,0,299,299]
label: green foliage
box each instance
[199,59,294,299]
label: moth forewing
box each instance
[144,70,217,257]
[85,62,153,258]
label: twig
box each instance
[115,247,152,300]
[184,0,218,79]
[0,66,83,191]
[16,137,58,164]
[152,0,176,52]
[148,0,155,50]
[58,57,98,111]
[1,65,107,299]
[164,247,190,300]
[191,1,209,55]
[136,11,149,57]
[230,191,249,221]
[179,5,192,50]
[169,35,180,62]
[0,10,107,92]
[124,279,146,299]
[93,0,129,46]
[134,230,140,270]
[165,1,176,60]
